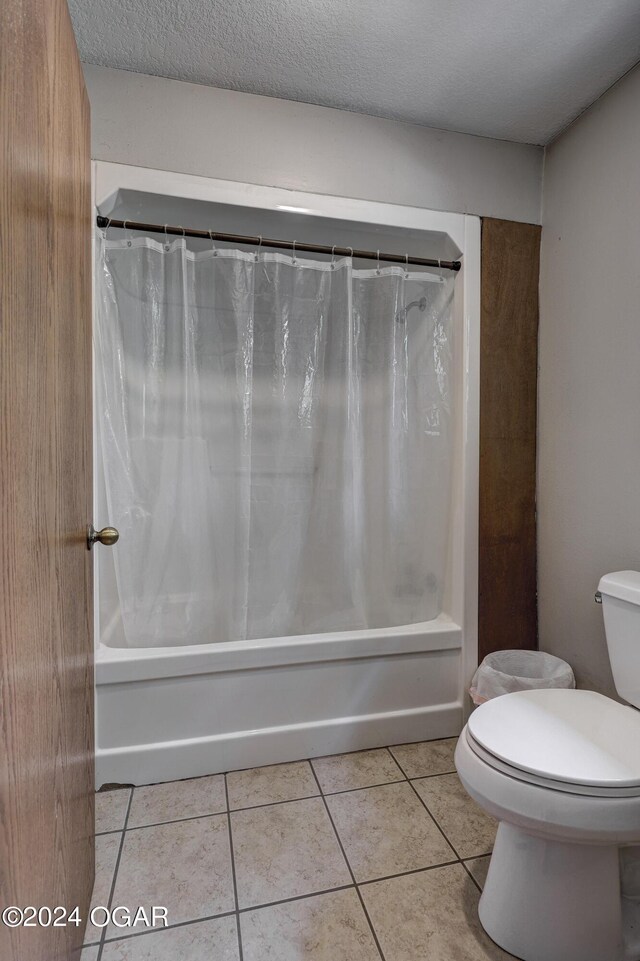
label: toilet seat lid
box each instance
[468,688,640,788]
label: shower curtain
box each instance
[96,235,455,648]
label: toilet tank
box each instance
[599,571,640,709]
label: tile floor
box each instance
[82,738,512,960]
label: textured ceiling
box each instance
[69,0,640,145]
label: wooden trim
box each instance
[479,218,541,662]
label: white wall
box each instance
[538,64,640,695]
[84,65,542,224]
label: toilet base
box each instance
[479,822,627,961]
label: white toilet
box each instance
[455,571,640,961]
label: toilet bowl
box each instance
[456,571,640,961]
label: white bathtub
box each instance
[93,172,481,789]
[95,614,463,787]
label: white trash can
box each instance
[469,650,575,705]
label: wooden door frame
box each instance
[478,217,540,661]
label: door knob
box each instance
[87,524,120,550]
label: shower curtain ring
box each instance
[255,235,262,262]
[209,229,218,255]
[331,245,337,269]
[292,240,297,264]
[347,247,353,262]
[164,224,171,250]
[376,249,381,275]
[122,220,132,246]
[405,253,409,278]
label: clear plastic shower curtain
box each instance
[96,235,455,647]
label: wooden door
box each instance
[0,0,94,959]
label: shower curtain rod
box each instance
[96,216,462,271]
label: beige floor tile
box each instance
[108,815,234,936]
[96,789,131,834]
[227,761,318,810]
[361,863,515,960]
[101,916,239,960]
[326,781,454,882]
[241,888,380,961]
[128,775,226,828]
[231,797,351,908]
[465,855,491,889]
[389,738,458,778]
[312,749,403,794]
[84,832,121,944]
[412,773,497,859]
[78,946,100,961]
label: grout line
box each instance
[460,859,483,893]
[100,910,237,945]
[224,774,244,961]
[403,767,457,779]
[405,777,494,873]
[229,791,319,814]
[355,858,479,915]
[390,756,463,861]
[234,915,242,961]
[236,856,462,914]
[314,776,407,796]
[114,773,436,835]
[356,858,461,888]
[92,857,472,946]
[95,787,133,961]
[123,808,230,834]
[318,768,459,799]
[308,763,387,961]
[100,911,236,948]
[326,776,407,794]
[120,773,460,835]
[239,883,356,915]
